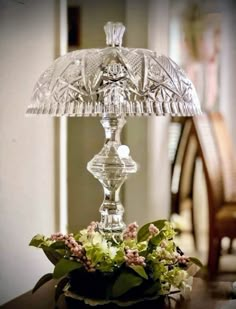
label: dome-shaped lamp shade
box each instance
[26,22,201,117]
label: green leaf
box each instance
[43,247,63,266]
[29,234,45,247]
[112,270,143,298]
[55,277,69,302]
[129,265,148,279]
[50,241,65,250]
[149,230,164,246]
[142,281,161,296]
[137,220,167,242]
[32,273,53,293]
[189,257,203,268]
[74,233,81,241]
[53,258,82,279]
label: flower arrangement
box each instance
[30,220,202,306]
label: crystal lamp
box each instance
[26,22,201,235]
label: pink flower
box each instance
[123,222,139,240]
[148,224,159,236]
[178,255,189,265]
[160,240,168,248]
[50,232,74,241]
[50,232,64,241]
[50,232,87,263]
[125,249,146,267]
[87,221,98,234]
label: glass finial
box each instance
[104,21,125,47]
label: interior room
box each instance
[0,0,236,307]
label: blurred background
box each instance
[0,0,236,305]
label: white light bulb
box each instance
[117,145,130,158]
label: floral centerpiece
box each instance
[30,220,202,306]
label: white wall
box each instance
[147,0,170,221]
[0,0,58,304]
[220,0,236,146]
[124,0,149,226]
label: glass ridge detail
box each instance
[27,48,201,117]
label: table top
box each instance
[1,277,236,309]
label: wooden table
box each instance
[1,278,235,309]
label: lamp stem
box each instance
[87,115,138,234]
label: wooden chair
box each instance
[209,112,236,253]
[209,112,236,202]
[170,118,198,249]
[192,114,236,276]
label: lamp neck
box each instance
[100,116,126,144]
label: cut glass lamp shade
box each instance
[26,22,201,234]
[26,22,201,117]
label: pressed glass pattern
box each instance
[26,23,201,117]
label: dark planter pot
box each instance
[66,269,168,308]
[65,295,167,309]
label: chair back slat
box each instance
[171,119,192,196]
[209,112,236,202]
[192,115,223,214]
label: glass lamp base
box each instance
[87,116,138,234]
